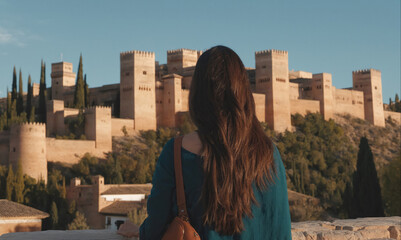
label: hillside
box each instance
[333,113,400,170]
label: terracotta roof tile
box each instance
[100,201,145,216]
[101,185,152,195]
[0,199,49,219]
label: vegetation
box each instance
[73,54,85,109]
[68,211,89,230]
[128,206,148,225]
[380,152,401,216]
[38,60,47,123]
[388,93,400,112]
[349,137,384,218]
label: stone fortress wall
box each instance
[0,47,400,183]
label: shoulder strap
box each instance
[174,136,189,220]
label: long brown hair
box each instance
[189,46,275,234]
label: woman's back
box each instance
[139,133,292,239]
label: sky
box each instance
[0,0,399,103]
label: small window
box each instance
[125,72,129,76]
[375,86,377,90]
[13,147,16,152]
[143,71,147,75]
[107,217,111,226]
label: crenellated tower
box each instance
[161,74,183,127]
[352,69,385,127]
[255,49,291,132]
[120,50,156,130]
[51,62,76,100]
[167,48,202,75]
[9,123,47,183]
[85,106,112,151]
[312,73,334,120]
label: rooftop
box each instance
[100,201,144,216]
[0,199,49,219]
[101,185,152,195]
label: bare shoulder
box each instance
[182,131,203,156]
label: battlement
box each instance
[352,69,381,74]
[85,106,112,114]
[255,49,288,56]
[120,50,155,58]
[167,48,199,55]
[11,122,46,132]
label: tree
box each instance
[68,211,89,230]
[50,201,58,229]
[14,162,24,203]
[17,70,24,115]
[73,54,85,109]
[351,137,384,218]
[84,74,89,107]
[11,66,17,103]
[381,152,401,216]
[38,61,47,123]
[395,94,399,102]
[26,75,33,121]
[6,164,14,201]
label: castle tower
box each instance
[312,73,334,120]
[51,62,76,100]
[255,50,291,132]
[167,49,201,74]
[162,74,182,127]
[85,106,112,151]
[352,69,385,127]
[9,123,47,183]
[46,100,66,136]
[120,50,156,130]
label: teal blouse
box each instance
[139,138,292,239]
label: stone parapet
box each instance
[2,217,400,240]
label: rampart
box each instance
[384,110,401,124]
[290,99,320,115]
[111,118,135,136]
[333,87,365,119]
[46,138,97,165]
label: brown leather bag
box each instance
[162,136,201,240]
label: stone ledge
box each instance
[1,217,400,240]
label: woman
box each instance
[118,46,292,239]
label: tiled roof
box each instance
[0,199,49,219]
[100,201,144,216]
[101,185,152,195]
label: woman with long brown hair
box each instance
[118,46,292,239]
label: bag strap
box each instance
[174,136,189,220]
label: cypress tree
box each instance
[84,74,89,108]
[26,75,33,121]
[38,61,47,123]
[17,69,24,115]
[14,162,24,203]
[396,94,399,102]
[351,137,384,218]
[50,201,58,229]
[11,66,17,102]
[6,89,11,120]
[6,164,14,201]
[73,54,85,109]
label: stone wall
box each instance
[384,110,401,125]
[0,220,42,236]
[111,118,135,137]
[290,99,320,116]
[333,87,365,119]
[2,217,400,239]
[46,138,97,165]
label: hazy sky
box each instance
[0,0,399,103]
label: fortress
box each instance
[0,48,399,182]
